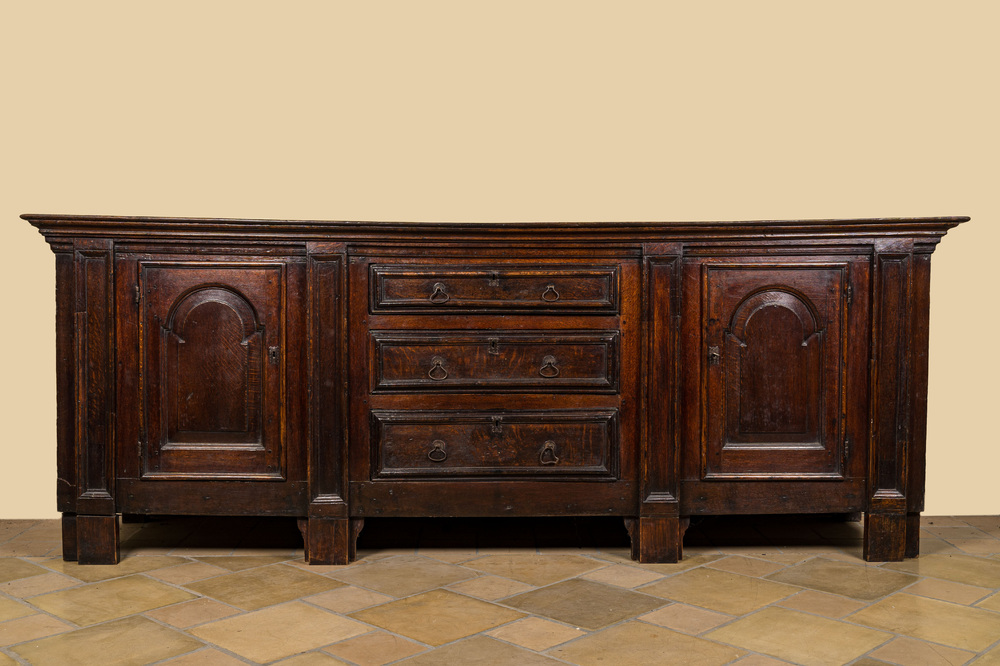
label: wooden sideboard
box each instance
[23,214,968,565]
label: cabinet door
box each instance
[703,263,850,479]
[140,262,285,479]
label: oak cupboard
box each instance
[22,214,967,564]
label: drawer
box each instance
[370,264,619,313]
[371,410,619,479]
[370,330,619,393]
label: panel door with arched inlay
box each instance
[141,262,285,480]
[703,263,849,479]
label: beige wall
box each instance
[2,2,996,518]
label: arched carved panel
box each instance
[165,287,263,442]
[141,263,284,480]
[725,289,822,441]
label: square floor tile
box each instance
[189,601,368,663]
[904,577,993,605]
[960,516,1000,535]
[705,555,787,578]
[849,593,1000,652]
[416,548,480,564]
[351,589,524,646]
[974,646,1000,666]
[0,614,74,646]
[0,541,61,557]
[581,564,664,588]
[775,590,867,618]
[144,598,241,628]
[504,579,664,630]
[0,558,48,583]
[977,591,1000,612]
[11,616,203,666]
[765,557,917,600]
[487,617,585,650]
[329,555,475,596]
[146,561,231,585]
[641,568,799,615]
[193,555,294,571]
[41,555,190,583]
[463,554,605,586]
[397,636,563,665]
[868,636,975,666]
[323,631,426,665]
[706,606,891,666]
[948,539,1000,556]
[2,572,80,598]
[276,653,352,666]
[884,553,1000,588]
[0,597,34,622]
[447,574,536,600]
[550,621,744,665]
[923,526,992,540]
[183,563,343,610]
[29,574,196,625]
[638,603,732,634]
[590,551,724,573]
[305,586,394,613]
[158,648,250,665]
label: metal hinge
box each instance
[134,285,140,306]
[845,284,853,306]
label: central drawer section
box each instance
[349,252,639,516]
[370,330,620,392]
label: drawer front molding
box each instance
[370,264,620,314]
[370,409,620,480]
[369,330,620,393]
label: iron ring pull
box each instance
[427,440,448,462]
[429,283,450,304]
[539,440,560,465]
[428,356,449,381]
[539,355,560,378]
[541,284,560,302]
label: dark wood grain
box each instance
[23,214,966,564]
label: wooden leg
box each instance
[305,517,364,565]
[76,515,120,565]
[61,513,78,561]
[627,516,688,563]
[905,512,921,558]
[863,512,906,561]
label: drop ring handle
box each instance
[429,283,450,304]
[428,356,449,381]
[427,440,448,462]
[541,284,560,302]
[539,440,560,465]
[539,355,560,378]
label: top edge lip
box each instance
[20,214,971,227]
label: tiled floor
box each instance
[1,515,999,665]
